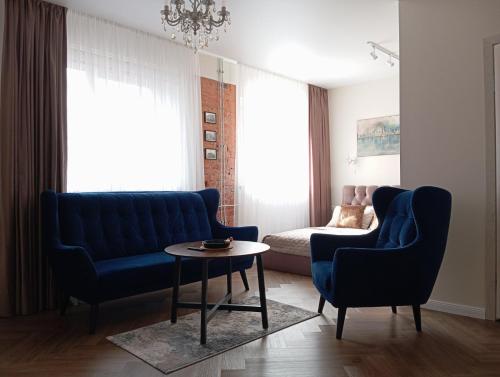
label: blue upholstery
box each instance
[376,191,417,249]
[41,189,258,305]
[310,186,452,309]
[58,192,213,261]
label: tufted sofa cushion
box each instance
[58,192,212,261]
[376,191,417,249]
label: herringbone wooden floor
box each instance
[1,266,500,377]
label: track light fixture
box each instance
[367,41,399,67]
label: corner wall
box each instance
[400,0,500,312]
[329,76,400,206]
[199,53,238,226]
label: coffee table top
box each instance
[165,240,270,259]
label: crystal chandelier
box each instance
[161,0,231,52]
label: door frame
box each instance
[484,34,500,320]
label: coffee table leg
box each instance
[256,254,268,329]
[227,257,232,308]
[201,259,209,345]
[171,256,181,324]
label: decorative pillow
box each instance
[369,215,379,231]
[337,205,366,229]
[361,206,375,229]
[326,205,342,227]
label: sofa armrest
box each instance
[50,244,98,294]
[310,231,378,262]
[212,222,258,242]
[331,246,418,306]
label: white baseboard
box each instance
[422,299,485,319]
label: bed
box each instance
[262,185,378,276]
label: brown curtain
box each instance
[308,85,332,227]
[0,0,67,316]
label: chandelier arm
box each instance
[165,18,182,27]
[209,17,226,27]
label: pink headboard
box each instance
[342,185,378,206]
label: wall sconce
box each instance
[347,154,358,166]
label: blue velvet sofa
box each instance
[41,189,257,333]
[310,186,452,339]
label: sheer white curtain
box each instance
[236,65,309,239]
[66,11,204,192]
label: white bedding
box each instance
[262,227,371,258]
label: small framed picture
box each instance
[205,148,217,160]
[204,130,217,142]
[204,111,216,124]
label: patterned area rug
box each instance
[107,296,319,375]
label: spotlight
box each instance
[367,41,399,67]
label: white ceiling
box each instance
[49,0,399,89]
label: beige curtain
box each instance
[0,0,67,316]
[308,85,332,227]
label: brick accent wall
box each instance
[201,77,236,226]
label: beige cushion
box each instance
[369,215,379,231]
[337,205,365,229]
[361,206,375,229]
[326,205,342,227]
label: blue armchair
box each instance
[310,186,452,339]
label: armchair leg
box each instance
[318,296,326,314]
[89,304,99,335]
[336,307,347,340]
[412,304,422,332]
[391,306,397,314]
[60,293,70,316]
[240,270,250,291]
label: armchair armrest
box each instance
[212,223,258,242]
[310,231,378,262]
[331,246,418,307]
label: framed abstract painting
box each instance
[357,115,400,157]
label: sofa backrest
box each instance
[55,191,213,261]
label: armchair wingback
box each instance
[41,188,258,333]
[310,186,452,339]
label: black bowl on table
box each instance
[202,239,231,249]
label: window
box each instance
[66,11,203,192]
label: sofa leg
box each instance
[391,306,397,314]
[318,296,326,314]
[60,293,70,316]
[240,270,250,291]
[336,307,347,340]
[89,304,99,335]
[412,304,422,332]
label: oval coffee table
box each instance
[165,240,270,345]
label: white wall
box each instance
[199,52,237,85]
[400,0,500,312]
[329,76,400,205]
